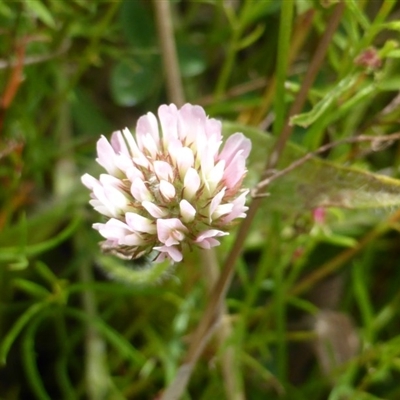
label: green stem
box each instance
[272,0,294,138]
[214,0,252,98]
[359,0,396,51]
[352,258,375,344]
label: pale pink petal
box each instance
[196,229,229,241]
[125,212,156,234]
[157,218,188,246]
[159,180,176,200]
[153,251,168,263]
[84,174,127,218]
[132,155,150,169]
[195,229,229,249]
[212,203,234,220]
[153,245,183,262]
[122,128,141,158]
[219,133,252,165]
[205,118,222,143]
[223,153,246,189]
[98,173,122,188]
[89,200,114,218]
[140,133,158,158]
[154,160,174,182]
[142,201,167,218]
[130,178,152,202]
[158,104,178,143]
[208,188,226,221]
[96,219,145,246]
[104,186,129,211]
[126,165,144,182]
[313,207,326,224]
[81,173,97,190]
[93,219,130,241]
[196,237,220,249]
[96,136,118,175]
[121,233,145,246]
[175,147,194,178]
[183,168,200,199]
[114,153,134,173]
[199,144,215,177]
[111,130,129,156]
[203,159,225,194]
[177,104,207,144]
[92,185,121,218]
[136,112,160,147]
[222,190,249,223]
[179,199,196,222]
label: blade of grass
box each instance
[0,301,49,365]
[22,309,53,400]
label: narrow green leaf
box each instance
[290,75,358,128]
[64,307,147,365]
[25,0,56,28]
[377,77,400,91]
[34,261,58,285]
[237,24,265,50]
[346,0,371,30]
[23,311,53,400]
[0,217,80,262]
[385,49,400,59]
[13,279,50,299]
[380,20,400,32]
[0,301,48,365]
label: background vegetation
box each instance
[1,1,400,399]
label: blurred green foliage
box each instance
[1,1,400,399]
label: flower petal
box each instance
[208,188,226,222]
[183,168,200,200]
[131,178,152,202]
[175,147,194,178]
[153,245,183,262]
[159,180,176,200]
[111,130,129,156]
[96,136,118,175]
[94,219,130,242]
[179,199,196,222]
[158,103,178,143]
[136,112,160,148]
[195,229,229,249]
[154,160,174,182]
[125,212,156,234]
[222,190,249,223]
[142,200,167,218]
[219,132,252,165]
[157,218,188,246]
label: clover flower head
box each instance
[82,103,251,263]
